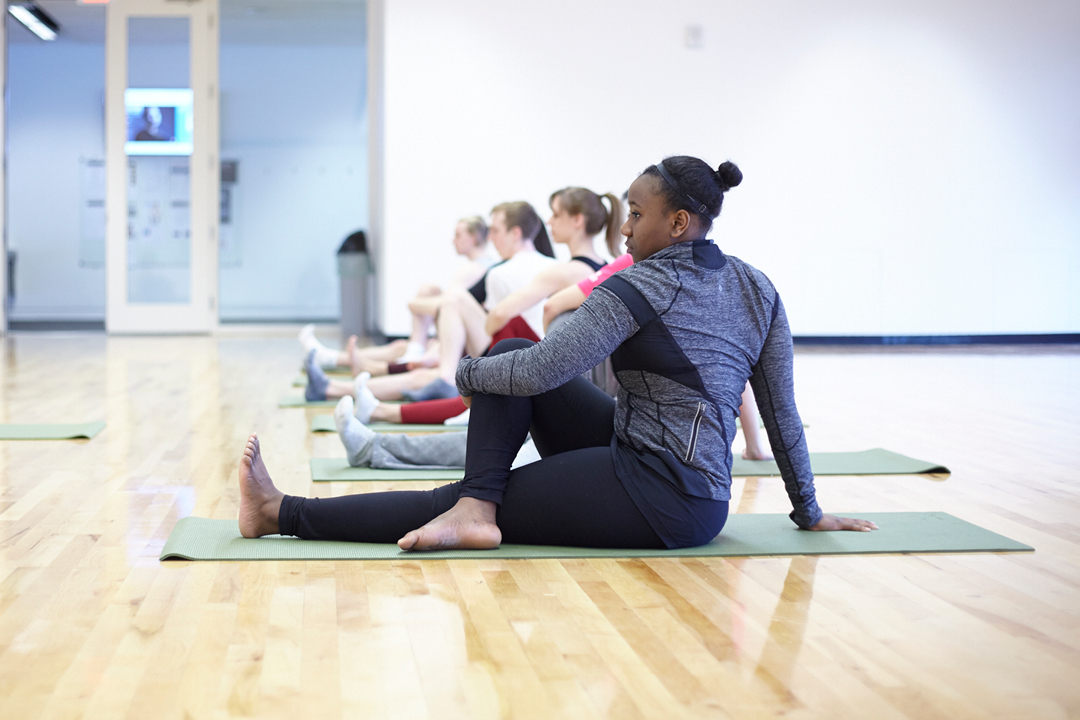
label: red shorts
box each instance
[490,315,541,346]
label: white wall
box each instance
[6,27,366,321]
[379,0,1080,337]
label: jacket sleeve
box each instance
[748,293,823,529]
[456,286,638,397]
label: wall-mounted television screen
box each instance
[124,88,194,156]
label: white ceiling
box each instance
[7,0,366,45]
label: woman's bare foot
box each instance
[238,433,285,538]
[345,335,361,374]
[397,497,501,551]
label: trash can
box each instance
[337,230,371,338]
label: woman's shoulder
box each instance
[722,253,777,293]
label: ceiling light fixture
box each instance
[8,2,60,41]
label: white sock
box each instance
[314,347,341,369]
[335,396,375,467]
[298,324,319,353]
[352,372,379,423]
[396,340,427,364]
[299,324,341,368]
[443,407,470,425]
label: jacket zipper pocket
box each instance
[685,402,705,463]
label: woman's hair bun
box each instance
[715,161,743,191]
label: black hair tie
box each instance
[656,161,708,215]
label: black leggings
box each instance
[279,339,665,549]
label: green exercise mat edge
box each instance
[311,458,462,482]
[278,396,340,408]
[0,421,106,440]
[733,448,949,477]
[160,512,1032,561]
[308,449,947,484]
[310,415,465,434]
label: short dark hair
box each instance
[491,201,554,258]
[642,156,743,232]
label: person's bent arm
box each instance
[543,285,586,332]
[459,286,637,398]
[484,263,592,336]
[750,294,876,532]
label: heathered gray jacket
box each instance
[456,240,823,529]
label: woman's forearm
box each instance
[458,288,636,398]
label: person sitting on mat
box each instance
[363,188,623,405]
[392,215,498,369]
[544,251,775,461]
[298,216,496,377]
[240,155,876,550]
[303,200,556,404]
[336,187,626,424]
[308,188,623,411]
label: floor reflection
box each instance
[753,555,819,704]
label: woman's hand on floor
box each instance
[809,514,878,532]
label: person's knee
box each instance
[443,286,470,306]
[488,338,535,357]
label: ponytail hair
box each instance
[642,156,742,233]
[491,200,555,258]
[533,224,554,258]
[548,187,626,256]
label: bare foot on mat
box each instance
[398,497,501,551]
[238,433,285,538]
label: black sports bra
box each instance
[571,256,606,273]
[467,260,507,305]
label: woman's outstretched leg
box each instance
[237,430,492,547]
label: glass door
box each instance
[105,0,218,333]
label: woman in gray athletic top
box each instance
[237,156,877,550]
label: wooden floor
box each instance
[0,328,1077,719]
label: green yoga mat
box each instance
[294,367,360,385]
[310,415,464,434]
[309,449,947,483]
[278,396,340,408]
[733,449,949,476]
[310,458,461,482]
[159,512,1032,561]
[0,421,105,440]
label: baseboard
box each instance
[7,320,106,332]
[793,334,1080,345]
